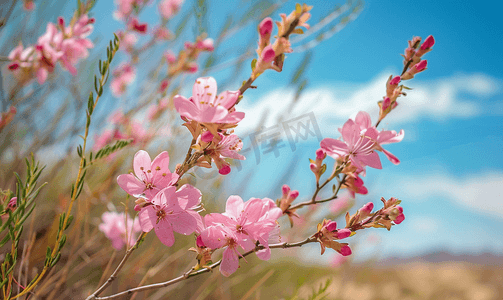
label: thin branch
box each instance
[85,232,147,300]
[91,237,316,300]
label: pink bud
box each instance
[218,165,231,175]
[8,63,19,70]
[261,45,276,63]
[134,204,142,212]
[414,60,427,72]
[310,163,318,173]
[340,245,352,256]
[288,190,299,200]
[382,97,391,111]
[325,221,338,232]
[259,17,273,37]
[335,229,351,239]
[282,184,291,197]
[315,148,325,160]
[159,80,169,93]
[201,131,214,143]
[88,18,96,24]
[184,41,194,50]
[164,51,177,63]
[396,205,403,213]
[196,235,205,248]
[420,35,435,50]
[186,62,198,73]
[394,213,405,224]
[8,197,17,209]
[57,17,65,28]
[197,38,214,51]
[389,76,401,85]
[360,202,374,214]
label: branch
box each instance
[86,232,147,300]
[91,237,316,300]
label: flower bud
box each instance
[340,245,352,256]
[186,62,198,73]
[288,190,299,201]
[335,228,351,239]
[201,131,214,143]
[359,202,374,215]
[218,164,231,175]
[259,17,273,38]
[282,184,290,198]
[261,45,276,63]
[196,235,206,248]
[421,35,435,50]
[164,51,177,63]
[315,148,326,160]
[325,221,338,232]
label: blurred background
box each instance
[0,0,502,299]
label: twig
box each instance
[85,232,147,300]
[91,237,316,299]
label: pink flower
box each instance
[117,150,179,200]
[111,63,136,97]
[315,219,352,256]
[159,0,184,19]
[259,17,273,40]
[322,111,404,170]
[99,211,142,250]
[138,185,203,246]
[114,0,140,20]
[321,118,382,171]
[174,77,245,124]
[201,196,282,276]
[164,50,177,63]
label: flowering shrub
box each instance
[0,0,436,299]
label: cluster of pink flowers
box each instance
[99,211,142,250]
[116,150,203,246]
[199,196,282,276]
[320,111,404,196]
[8,14,94,84]
[174,77,245,175]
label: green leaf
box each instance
[50,253,61,267]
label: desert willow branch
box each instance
[90,237,317,300]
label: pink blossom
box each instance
[111,63,136,97]
[197,133,245,175]
[174,77,245,124]
[321,117,382,171]
[322,111,404,169]
[159,0,184,19]
[99,211,142,250]
[201,196,282,276]
[114,0,141,20]
[117,150,179,200]
[138,185,203,246]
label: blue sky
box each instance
[10,0,502,262]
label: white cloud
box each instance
[238,72,500,135]
[390,172,503,218]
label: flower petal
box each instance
[117,174,145,196]
[175,184,202,209]
[223,195,244,221]
[170,211,197,235]
[154,220,175,246]
[139,206,156,232]
[133,150,152,181]
[220,247,239,277]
